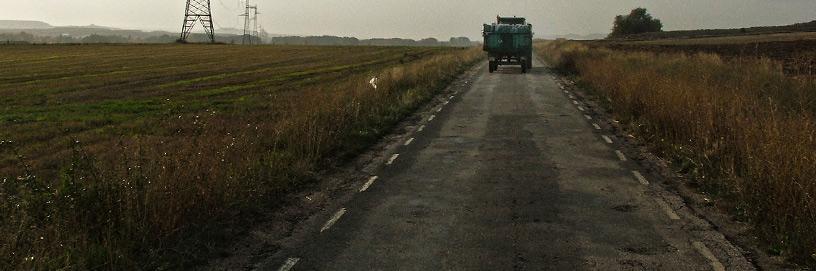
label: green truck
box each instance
[483,16,534,73]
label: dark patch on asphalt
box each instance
[613,204,640,212]
[620,242,677,256]
[475,114,564,270]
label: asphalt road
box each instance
[267,59,754,271]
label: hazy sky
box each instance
[2,0,815,39]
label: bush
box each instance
[609,8,663,38]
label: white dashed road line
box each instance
[428,115,436,122]
[320,208,347,233]
[632,170,649,185]
[386,154,400,165]
[655,198,681,220]
[277,258,300,271]
[569,95,575,99]
[578,106,585,111]
[692,241,726,271]
[602,135,613,144]
[592,123,601,130]
[359,176,379,192]
[417,125,426,132]
[584,114,592,120]
[404,137,415,146]
[436,107,443,113]
[572,100,579,105]
[614,150,627,161]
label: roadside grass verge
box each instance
[536,40,816,267]
[0,45,483,269]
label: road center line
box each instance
[572,100,579,105]
[614,150,627,161]
[436,107,443,113]
[428,115,436,121]
[443,100,450,105]
[632,170,650,185]
[417,125,426,132]
[692,241,726,271]
[592,123,601,130]
[602,135,613,144]
[320,208,347,232]
[404,137,415,146]
[449,95,455,99]
[578,106,585,111]
[655,198,681,220]
[386,154,400,165]
[277,258,300,271]
[569,95,575,99]
[359,176,379,192]
[584,114,592,120]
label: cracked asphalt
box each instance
[264,59,755,271]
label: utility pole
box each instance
[240,0,259,45]
[180,0,216,43]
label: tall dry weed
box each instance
[537,40,816,266]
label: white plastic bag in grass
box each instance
[369,77,379,89]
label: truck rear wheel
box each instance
[488,61,496,73]
[529,52,534,68]
[521,61,527,73]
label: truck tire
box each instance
[488,61,495,73]
[521,61,527,73]
[528,53,534,69]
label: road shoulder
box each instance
[551,72,791,270]
[203,61,486,270]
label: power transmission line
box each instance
[240,0,260,45]
[179,0,216,43]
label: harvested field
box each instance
[592,33,816,76]
[1,45,446,171]
[0,44,482,269]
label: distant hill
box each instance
[62,24,120,30]
[612,20,816,40]
[0,20,52,29]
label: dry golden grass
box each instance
[0,44,483,269]
[537,40,816,267]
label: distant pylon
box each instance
[180,0,216,43]
[240,0,259,45]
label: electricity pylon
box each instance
[180,0,216,43]
[240,0,260,45]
